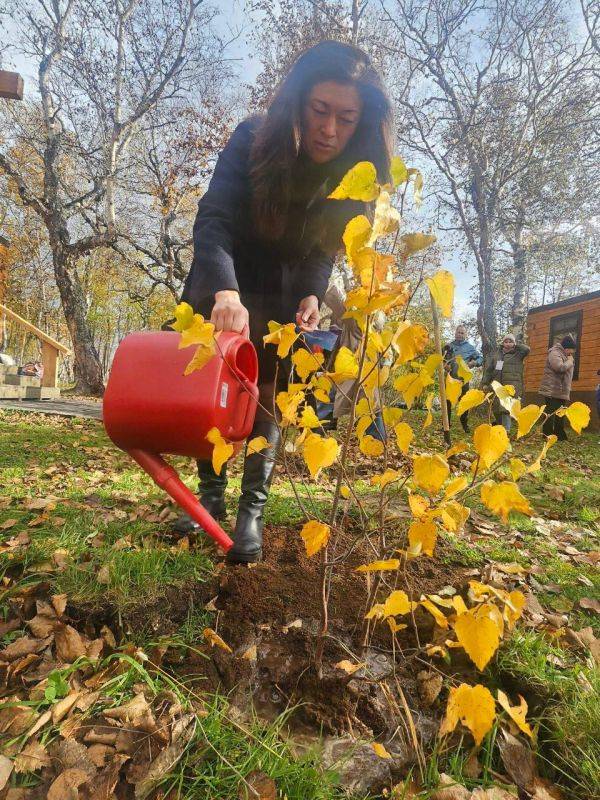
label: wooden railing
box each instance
[0,304,70,388]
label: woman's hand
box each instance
[296,295,320,332]
[211,290,249,333]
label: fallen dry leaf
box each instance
[13,740,50,773]
[429,773,470,800]
[133,718,195,799]
[498,731,536,791]
[203,627,233,653]
[55,623,88,662]
[578,597,600,615]
[47,767,90,800]
[417,670,443,706]
[238,770,277,800]
[241,644,257,661]
[0,755,13,791]
[0,518,18,530]
[335,659,365,675]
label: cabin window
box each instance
[548,310,582,381]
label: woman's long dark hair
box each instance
[250,40,393,249]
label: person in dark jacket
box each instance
[540,336,577,441]
[443,324,482,433]
[175,41,393,563]
[483,333,530,432]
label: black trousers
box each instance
[541,396,567,440]
[447,382,470,430]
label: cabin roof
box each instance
[528,290,600,315]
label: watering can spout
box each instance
[127,449,233,552]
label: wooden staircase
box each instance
[0,304,70,402]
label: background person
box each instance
[483,333,530,432]
[175,41,393,563]
[443,324,482,433]
[540,335,577,441]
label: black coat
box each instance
[182,117,350,379]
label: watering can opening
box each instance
[225,337,258,386]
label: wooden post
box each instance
[41,341,58,387]
[0,70,24,100]
[430,294,452,445]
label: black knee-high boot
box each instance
[172,460,227,534]
[226,420,280,564]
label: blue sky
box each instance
[3,0,478,326]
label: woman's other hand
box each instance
[296,295,320,332]
[211,290,249,332]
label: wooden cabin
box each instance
[524,290,600,431]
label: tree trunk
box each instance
[53,251,105,395]
[510,238,527,339]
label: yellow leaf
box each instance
[444,476,468,499]
[440,684,496,745]
[263,320,299,357]
[425,270,454,317]
[372,742,392,759]
[340,486,351,499]
[393,371,433,408]
[527,435,557,473]
[446,441,469,459]
[170,301,194,332]
[329,346,359,382]
[276,390,304,426]
[356,559,400,573]
[183,343,215,375]
[390,155,408,187]
[445,375,463,406]
[497,690,533,738]
[359,435,384,457]
[391,423,412,461]
[328,161,378,201]
[481,480,532,523]
[206,427,233,476]
[369,190,401,243]
[300,520,330,557]
[383,406,403,427]
[335,660,365,674]
[408,519,438,556]
[438,500,470,532]
[303,433,339,478]
[371,469,401,489]
[400,232,437,259]
[387,619,408,633]
[203,628,232,653]
[514,404,545,438]
[409,493,430,518]
[413,454,450,494]
[178,314,216,350]
[393,321,429,365]
[454,609,501,671]
[421,353,443,376]
[504,590,526,630]
[455,356,473,383]
[420,598,449,629]
[473,424,510,470]
[408,167,424,206]
[247,436,269,456]
[355,248,394,289]
[292,348,323,381]
[366,589,416,620]
[456,389,486,418]
[491,380,516,413]
[298,406,321,429]
[343,214,373,264]
[310,374,333,403]
[509,458,527,481]
[556,401,591,434]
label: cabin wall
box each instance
[524,296,600,430]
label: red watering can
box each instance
[103,331,259,552]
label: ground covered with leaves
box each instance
[0,409,598,799]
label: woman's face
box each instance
[502,337,516,352]
[302,81,363,164]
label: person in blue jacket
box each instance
[443,324,483,433]
[175,41,393,563]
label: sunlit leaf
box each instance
[508,458,527,481]
[456,389,486,418]
[178,313,216,350]
[369,190,401,245]
[393,321,429,365]
[446,441,469,459]
[455,355,473,383]
[491,380,516,413]
[372,742,392,759]
[513,404,545,438]
[310,374,333,403]
[183,343,215,375]
[263,320,299,357]
[247,436,270,456]
[335,659,365,674]
[356,559,400,573]
[444,475,469,499]
[556,401,591,434]
[206,427,233,476]
[292,348,323,381]
[383,406,404,427]
[328,346,359,382]
[366,590,416,620]
[420,598,448,629]
[421,353,443,376]
[276,390,304,426]
[445,374,463,406]
[408,519,438,556]
[300,520,330,557]
[473,424,510,470]
[359,435,384,457]
[425,270,454,317]
[497,690,533,738]
[408,493,430,518]
[343,214,373,265]
[371,469,400,488]
[171,301,195,332]
[438,500,470,532]
[203,628,232,653]
[390,155,408,187]
[393,370,433,408]
[303,433,339,478]
[329,161,378,201]
[527,434,557,473]
[481,480,532,522]
[453,608,501,670]
[400,232,436,259]
[298,406,321,429]
[413,454,450,494]
[440,683,496,745]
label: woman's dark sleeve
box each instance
[293,246,335,305]
[181,121,253,309]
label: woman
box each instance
[540,336,577,441]
[176,41,393,563]
[483,333,530,432]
